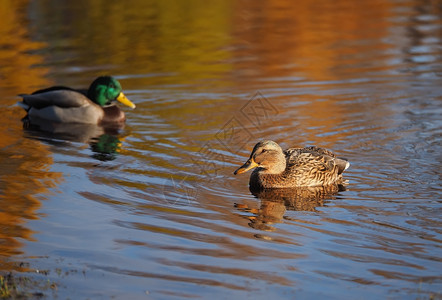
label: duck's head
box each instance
[87,76,136,108]
[234,140,286,175]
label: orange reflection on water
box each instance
[0,0,61,267]
[229,0,398,147]
[0,0,48,96]
[231,0,394,80]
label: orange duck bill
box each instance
[116,92,136,109]
[234,158,258,175]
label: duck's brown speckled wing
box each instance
[284,147,334,171]
[284,146,349,174]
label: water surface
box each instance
[0,0,441,298]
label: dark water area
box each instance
[0,0,441,298]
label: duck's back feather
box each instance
[285,146,349,175]
[27,104,103,124]
[20,90,91,109]
[31,86,86,95]
[19,90,104,124]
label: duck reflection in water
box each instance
[22,117,125,162]
[236,184,346,232]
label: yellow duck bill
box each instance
[234,158,258,175]
[116,92,136,109]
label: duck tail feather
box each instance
[335,157,350,174]
[17,101,30,111]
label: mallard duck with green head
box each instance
[234,140,350,189]
[18,76,136,124]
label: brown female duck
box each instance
[234,140,350,189]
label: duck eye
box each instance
[261,149,267,153]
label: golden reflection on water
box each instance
[231,0,394,80]
[0,0,62,266]
[0,124,63,264]
[0,0,48,93]
[29,0,233,83]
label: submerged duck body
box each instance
[234,140,350,188]
[18,76,136,125]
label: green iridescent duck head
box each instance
[87,76,136,108]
